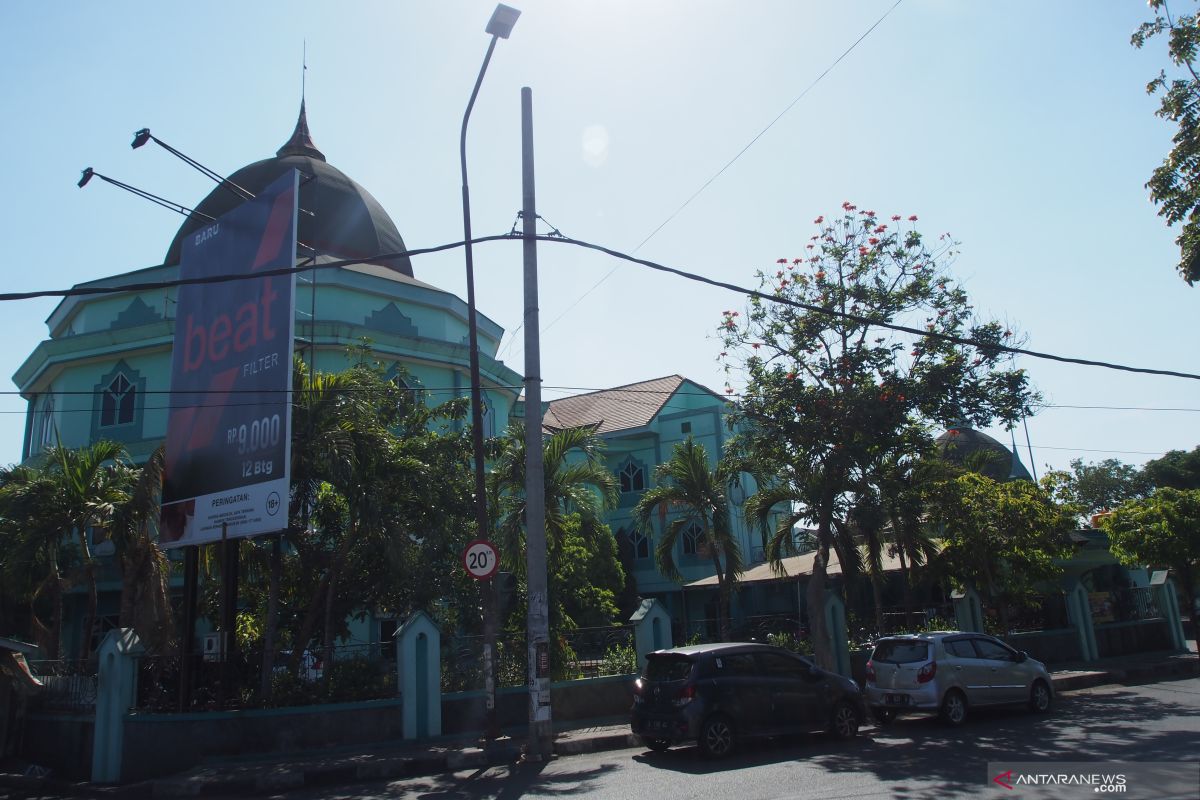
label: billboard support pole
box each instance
[178,545,198,712]
[218,522,239,709]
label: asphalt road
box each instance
[260,677,1200,800]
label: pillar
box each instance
[91,628,144,784]
[396,611,441,740]
[630,599,673,672]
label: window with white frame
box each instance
[618,457,646,494]
[100,373,136,428]
[682,520,705,556]
[620,526,651,560]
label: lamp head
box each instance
[77,167,94,188]
[131,128,151,149]
[486,4,520,38]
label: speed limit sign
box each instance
[462,539,500,580]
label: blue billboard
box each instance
[159,171,298,547]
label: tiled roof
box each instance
[543,375,688,435]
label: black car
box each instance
[630,642,867,757]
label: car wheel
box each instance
[1028,680,1052,713]
[872,707,897,726]
[642,737,671,752]
[829,701,860,740]
[699,715,735,759]
[939,689,968,727]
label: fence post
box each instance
[1149,571,1187,652]
[951,586,984,633]
[396,611,441,740]
[1065,581,1098,662]
[630,599,673,672]
[823,591,851,677]
[91,628,143,784]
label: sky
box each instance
[0,0,1195,478]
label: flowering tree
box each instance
[720,203,1037,669]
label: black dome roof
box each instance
[164,103,412,275]
[935,424,1033,482]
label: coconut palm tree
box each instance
[108,446,173,654]
[489,424,619,576]
[634,437,744,642]
[44,440,131,660]
[0,440,135,660]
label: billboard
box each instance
[159,170,298,547]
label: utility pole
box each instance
[521,85,553,758]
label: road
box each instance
[262,677,1200,800]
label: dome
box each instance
[164,102,412,275]
[935,424,1033,482]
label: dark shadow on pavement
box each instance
[631,677,1200,800]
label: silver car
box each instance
[864,632,1053,726]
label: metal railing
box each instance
[441,626,636,691]
[26,659,98,712]
[134,642,397,712]
[1107,586,1161,623]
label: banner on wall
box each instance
[159,170,298,547]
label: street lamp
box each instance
[461,2,519,742]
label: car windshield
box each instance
[642,654,694,681]
[872,640,930,664]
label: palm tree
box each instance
[0,440,135,660]
[108,446,174,655]
[634,437,744,642]
[489,424,619,578]
[43,440,131,660]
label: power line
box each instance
[499,0,906,359]
[5,233,1199,382]
[534,236,1200,382]
[5,382,1199,412]
[1028,445,1171,457]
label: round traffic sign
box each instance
[462,539,500,580]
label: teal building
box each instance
[10,107,749,655]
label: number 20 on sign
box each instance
[462,539,500,581]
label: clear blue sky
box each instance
[0,0,1194,477]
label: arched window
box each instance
[38,397,55,450]
[100,373,136,427]
[618,457,646,494]
[618,526,651,561]
[481,395,496,438]
[682,520,704,556]
[91,361,145,441]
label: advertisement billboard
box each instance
[159,170,298,547]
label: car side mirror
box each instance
[1016,651,1028,663]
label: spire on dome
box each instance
[277,99,326,161]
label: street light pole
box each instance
[460,3,519,742]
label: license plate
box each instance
[649,720,669,731]
[884,693,910,706]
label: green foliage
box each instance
[721,206,1038,666]
[1100,487,1200,613]
[1132,0,1200,284]
[1142,446,1200,491]
[931,472,1074,624]
[633,437,742,641]
[325,656,394,701]
[766,631,814,655]
[1042,457,1151,518]
[599,642,638,676]
[488,425,625,642]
